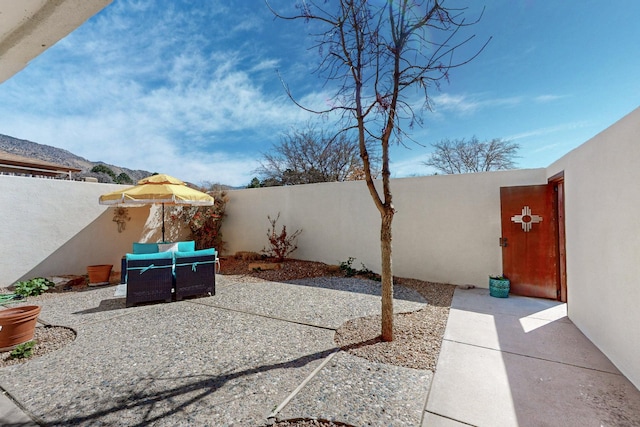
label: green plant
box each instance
[262,213,302,262]
[115,172,133,184]
[339,257,380,281]
[339,257,358,277]
[14,277,53,297]
[91,164,116,180]
[358,263,380,281]
[9,341,35,359]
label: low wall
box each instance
[0,177,151,286]
[223,168,547,286]
[1,107,638,389]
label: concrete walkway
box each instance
[1,281,639,426]
[425,288,640,426]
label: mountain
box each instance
[0,133,153,183]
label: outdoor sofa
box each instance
[123,241,217,307]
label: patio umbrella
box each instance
[99,174,215,241]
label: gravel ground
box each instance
[1,257,454,427]
[271,420,353,427]
[1,258,454,371]
[0,325,76,367]
[222,257,454,427]
[221,257,455,372]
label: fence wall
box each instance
[0,107,638,389]
[222,168,547,286]
[0,177,169,285]
[546,106,640,390]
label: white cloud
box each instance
[0,1,326,187]
[505,121,589,141]
[432,93,522,115]
[389,150,433,178]
[534,94,569,103]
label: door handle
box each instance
[499,237,508,247]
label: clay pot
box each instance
[87,264,113,285]
[0,305,41,351]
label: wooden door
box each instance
[500,185,559,299]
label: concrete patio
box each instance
[1,278,639,426]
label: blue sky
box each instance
[0,0,638,187]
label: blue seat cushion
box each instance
[174,248,216,259]
[126,252,173,262]
[177,241,196,252]
[132,243,159,254]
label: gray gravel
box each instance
[0,325,75,368]
[0,275,453,426]
[275,352,431,426]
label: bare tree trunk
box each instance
[380,207,394,342]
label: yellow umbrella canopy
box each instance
[99,174,215,240]
[99,174,215,206]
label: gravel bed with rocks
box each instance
[221,257,455,372]
[0,325,76,368]
[1,257,455,427]
[271,419,354,427]
[224,257,455,427]
[1,258,454,373]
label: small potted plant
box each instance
[0,305,41,351]
[489,275,510,298]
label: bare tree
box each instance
[424,137,519,174]
[255,124,368,185]
[269,0,487,341]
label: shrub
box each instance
[14,277,53,297]
[172,190,228,251]
[90,165,116,181]
[262,213,302,262]
[339,257,358,277]
[339,257,380,281]
[115,172,133,184]
[10,341,35,359]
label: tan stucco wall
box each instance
[223,168,547,286]
[1,107,638,389]
[547,106,640,390]
[0,177,149,285]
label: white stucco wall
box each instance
[223,168,547,286]
[0,177,148,285]
[547,106,640,390]
[1,107,638,389]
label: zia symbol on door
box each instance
[511,206,542,232]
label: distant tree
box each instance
[260,177,282,187]
[270,0,487,341]
[91,164,116,181]
[247,177,262,188]
[255,124,372,186]
[424,137,519,174]
[115,172,133,184]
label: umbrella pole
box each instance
[162,203,165,242]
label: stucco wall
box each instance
[223,168,547,286]
[0,177,149,285]
[547,106,640,390]
[1,107,638,389]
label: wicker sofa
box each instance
[123,241,217,307]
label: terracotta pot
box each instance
[0,305,41,351]
[87,264,113,285]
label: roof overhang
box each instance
[0,0,113,84]
[0,150,81,178]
